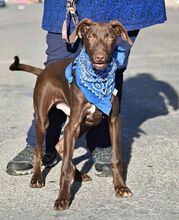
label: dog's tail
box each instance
[9,56,43,76]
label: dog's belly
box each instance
[55,102,97,118]
[56,102,104,126]
[56,103,70,116]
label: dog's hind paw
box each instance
[54,199,70,211]
[30,175,45,188]
[81,173,92,182]
[115,186,132,198]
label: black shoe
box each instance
[92,147,112,177]
[6,145,58,176]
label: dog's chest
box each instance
[84,103,104,126]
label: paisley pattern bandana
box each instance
[65,46,125,115]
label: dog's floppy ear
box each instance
[110,20,133,45]
[68,18,93,43]
[75,18,93,37]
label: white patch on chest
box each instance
[87,104,96,114]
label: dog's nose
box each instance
[95,54,105,63]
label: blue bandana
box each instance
[65,46,125,115]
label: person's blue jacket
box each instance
[42,0,166,33]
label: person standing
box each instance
[6,0,166,176]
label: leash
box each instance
[62,0,79,43]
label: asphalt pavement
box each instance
[0,3,179,220]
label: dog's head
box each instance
[75,19,132,71]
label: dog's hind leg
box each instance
[30,112,48,188]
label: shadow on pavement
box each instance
[70,72,179,201]
[121,73,179,180]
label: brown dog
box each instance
[10,19,132,211]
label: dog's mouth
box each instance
[92,63,108,71]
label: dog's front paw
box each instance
[54,198,70,211]
[115,186,132,198]
[30,175,45,188]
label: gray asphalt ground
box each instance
[0,3,179,220]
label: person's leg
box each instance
[87,30,140,176]
[6,33,82,175]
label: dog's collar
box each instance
[65,46,125,115]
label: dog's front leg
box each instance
[54,118,82,211]
[55,125,92,183]
[109,96,132,197]
[54,86,86,211]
